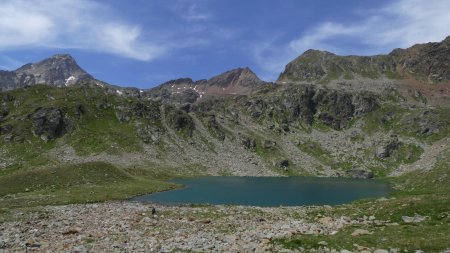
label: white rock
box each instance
[374,249,389,253]
[351,228,371,236]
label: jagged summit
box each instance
[0,54,93,91]
[279,36,450,84]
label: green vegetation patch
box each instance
[298,140,334,165]
[0,162,177,209]
[275,220,449,252]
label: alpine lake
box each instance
[132,176,390,207]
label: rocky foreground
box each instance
[0,201,432,253]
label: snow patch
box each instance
[116,90,123,95]
[64,76,76,86]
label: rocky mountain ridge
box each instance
[278,36,450,84]
[145,67,270,104]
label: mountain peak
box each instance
[207,67,262,88]
[0,54,94,90]
[50,53,75,60]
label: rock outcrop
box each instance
[242,84,379,130]
[30,108,67,141]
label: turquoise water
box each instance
[133,176,390,207]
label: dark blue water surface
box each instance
[132,176,390,207]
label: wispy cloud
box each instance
[252,0,450,81]
[171,0,211,21]
[0,0,164,61]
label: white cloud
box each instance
[0,0,164,61]
[253,0,450,81]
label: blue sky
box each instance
[0,0,449,88]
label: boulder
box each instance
[242,137,257,150]
[351,228,371,236]
[278,159,289,168]
[347,168,374,179]
[30,107,67,141]
[401,215,428,223]
[115,110,131,123]
[373,250,389,253]
[376,136,400,158]
[262,140,277,149]
[74,104,86,116]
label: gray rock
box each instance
[347,168,374,179]
[115,111,131,123]
[278,159,289,168]
[374,250,389,253]
[401,215,428,223]
[262,140,277,149]
[351,228,371,236]
[242,137,257,150]
[30,107,67,141]
[376,136,400,158]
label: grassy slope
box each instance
[0,162,178,210]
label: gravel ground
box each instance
[0,201,367,253]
